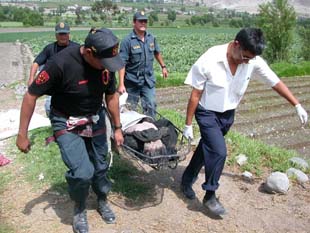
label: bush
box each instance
[298,26,310,61]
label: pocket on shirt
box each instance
[130,48,142,63]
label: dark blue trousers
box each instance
[182,105,235,191]
[125,79,156,118]
[50,107,110,204]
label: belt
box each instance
[46,108,105,145]
[45,127,106,145]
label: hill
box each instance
[200,0,309,16]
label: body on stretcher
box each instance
[118,93,191,170]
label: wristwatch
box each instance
[113,124,122,130]
[161,65,166,69]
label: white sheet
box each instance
[0,109,51,140]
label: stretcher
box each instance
[110,93,191,170]
[120,110,191,170]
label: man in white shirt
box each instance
[181,28,308,216]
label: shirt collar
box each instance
[131,29,150,39]
[215,43,229,63]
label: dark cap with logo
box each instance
[55,22,70,34]
[133,11,148,21]
[84,28,124,72]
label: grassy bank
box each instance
[0,169,14,233]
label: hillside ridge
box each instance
[199,0,309,16]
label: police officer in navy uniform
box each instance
[181,28,308,216]
[17,28,124,233]
[118,11,168,118]
[28,22,79,117]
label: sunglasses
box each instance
[240,49,256,61]
[137,19,148,23]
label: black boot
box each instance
[73,202,89,233]
[203,192,227,216]
[180,183,196,199]
[97,198,116,224]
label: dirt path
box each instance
[1,42,310,233]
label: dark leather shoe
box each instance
[181,184,196,199]
[97,199,116,224]
[73,209,88,233]
[203,195,227,216]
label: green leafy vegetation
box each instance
[257,0,297,63]
[270,61,310,77]
[0,5,44,26]
[297,20,310,61]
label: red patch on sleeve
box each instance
[35,71,50,85]
[78,80,88,85]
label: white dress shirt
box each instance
[184,43,280,112]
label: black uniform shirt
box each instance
[29,46,116,116]
[34,40,79,65]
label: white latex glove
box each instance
[119,92,128,107]
[183,125,193,139]
[295,104,308,125]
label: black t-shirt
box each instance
[29,46,116,116]
[34,40,79,65]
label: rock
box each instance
[236,154,247,166]
[289,157,309,171]
[286,168,309,183]
[264,172,289,194]
[242,171,253,180]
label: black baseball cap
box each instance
[55,22,70,34]
[133,11,148,21]
[84,28,124,72]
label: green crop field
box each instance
[0,27,238,74]
[0,27,309,82]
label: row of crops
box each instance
[1,27,238,74]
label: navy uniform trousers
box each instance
[182,104,235,191]
[125,79,156,119]
[49,107,111,204]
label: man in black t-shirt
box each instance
[17,28,124,233]
[28,22,79,117]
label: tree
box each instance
[56,5,67,16]
[75,5,83,25]
[91,0,118,24]
[167,10,176,22]
[22,11,44,26]
[149,11,158,22]
[298,20,310,60]
[257,0,296,62]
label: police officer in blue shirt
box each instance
[118,11,168,118]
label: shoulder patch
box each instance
[36,71,50,85]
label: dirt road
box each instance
[0,42,310,233]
